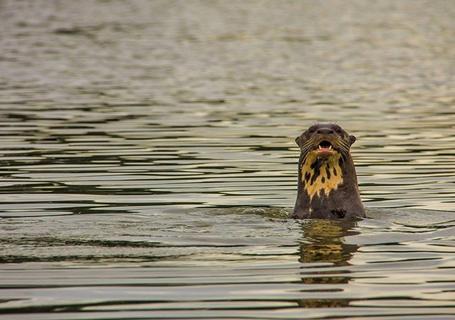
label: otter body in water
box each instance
[292,123,365,219]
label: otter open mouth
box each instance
[316,140,335,155]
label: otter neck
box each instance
[298,151,356,201]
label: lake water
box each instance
[0,0,454,319]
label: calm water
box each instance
[0,0,454,319]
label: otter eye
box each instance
[308,127,316,134]
[334,127,343,134]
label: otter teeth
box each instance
[318,145,332,150]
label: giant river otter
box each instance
[292,123,365,219]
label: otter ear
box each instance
[295,135,307,150]
[349,135,356,145]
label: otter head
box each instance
[293,123,364,219]
[295,122,356,159]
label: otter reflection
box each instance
[297,219,359,308]
[299,219,359,265]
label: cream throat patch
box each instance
[301,151,343,201]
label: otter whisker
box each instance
[300,138,317,157]
[336,140,351,155]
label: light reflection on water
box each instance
[0,0,454,319]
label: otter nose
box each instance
[316,128,334,135]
